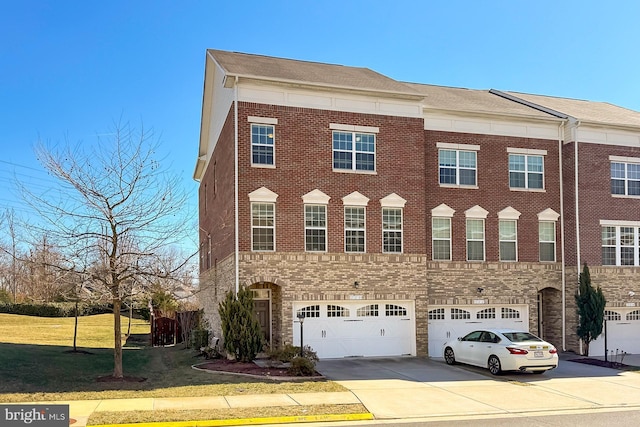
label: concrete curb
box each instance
[95,412,374,427]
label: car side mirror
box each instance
[457,337,462,341]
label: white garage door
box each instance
[590,308,640,357]
[292,300,415,359]
[427,304,529,357]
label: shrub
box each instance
[0,289,11,304]
[288,356,316,376]
[268,344,300,363]
[218,286,264,362]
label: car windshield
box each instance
[502,332,543,342]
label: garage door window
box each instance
[477,308,496,319]
[605,310,621,321]
[428,308,445,320]
[627,310,640,320]
[502,307,520,319]
[357,304,379,316]
[327,305,349,317]
[451,308,470,319]
[386,304,407,316]
[297,305,320,318]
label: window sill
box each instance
[611,194,640,199]
[333,168,377,175]
[438,184,478,189]
[510,187,546,193]
[251,164,276,169]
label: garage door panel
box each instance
[590,309,640,357]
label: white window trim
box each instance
[499,219,518,262]
[332,129,377,173]
[248,116,278,125]
[466,218,485,262]
[382,207,403,254]
[438,147,478,188]
[250,122,276,168]
[508,152,545,191]
[251,202,275,252]
[344,206,366,253]
[330,123,379,133]
[304,204,328,253]
[432,217,452,261]
[601,225,640,266]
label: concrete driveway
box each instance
[315,354,640,420]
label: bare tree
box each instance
[22,121,195,379]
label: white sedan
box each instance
[443,328,558,375]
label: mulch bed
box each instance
[194,358,322,378]
[568,357,633,370]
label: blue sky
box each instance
[2,1,639,240]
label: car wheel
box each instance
[488,355,502,375]
[444,347,456,365]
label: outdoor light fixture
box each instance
[477,287,484,294]
[297,312,305,357]
[630,291,635,297]
[354,281,360,289]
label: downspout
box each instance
[234,75,240,295]
[573,120,582,355]
[558,121,567,351]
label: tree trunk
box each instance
[113,298,123,378]
[73,300,78,352]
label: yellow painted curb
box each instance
[95,412,374,427]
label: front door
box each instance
[254,300,271,346]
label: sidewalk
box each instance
[30,391,371,427]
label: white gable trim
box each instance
[465,205,489,219]
[249,187,278,203]
[498,206,522,220]
[538,208,560,222]
[380,193,407,208]
[431,203,455,217]
[302,189,330,205]
[342,191,369,206]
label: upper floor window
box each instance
[382,207,403,253]
[611,160,640,196]
[438,144,478,187]
[345,206,366,252]
[539,221,556,262]
[602,224,640,266]
[250,121,275,167]
[466,219,485,261]
[333,131,376,172]
[305,205,327,252]
[251,202,275,251]
[509,154,544,189]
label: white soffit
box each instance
[498,206,522,220]
[431,203,455,217]
[465,205,489,219]
[342,191,369,206]
[537,208,560,221]
[380,193,407,208]
[302,189,330,204]
[249,187,279,203]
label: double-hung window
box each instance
[249,117,277,167]
[345,207,365,252]
[438,143,479,187]
[539,222,556,262]
[611,157,640,196]
[602,223,640,266]
[251,203,275,251]
[499,220,518,261]
[382,208,403,253]
[333,131,375,171]
[509,154,544,189]
[305,205,327,252]
[432,218,451,260]
[466,219,485,261]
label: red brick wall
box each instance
[199,107,236,271]
[236,102,427,254]
[576,142,640,266]
[424,131,562,263]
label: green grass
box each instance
[0,313,346,403]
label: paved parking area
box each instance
[315,354,640,420]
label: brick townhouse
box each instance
[194,49,640,358]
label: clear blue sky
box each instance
[2,0,639,228]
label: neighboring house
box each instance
[194,49,640,358]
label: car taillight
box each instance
[506,347,528,355]
[549,348,557,354]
